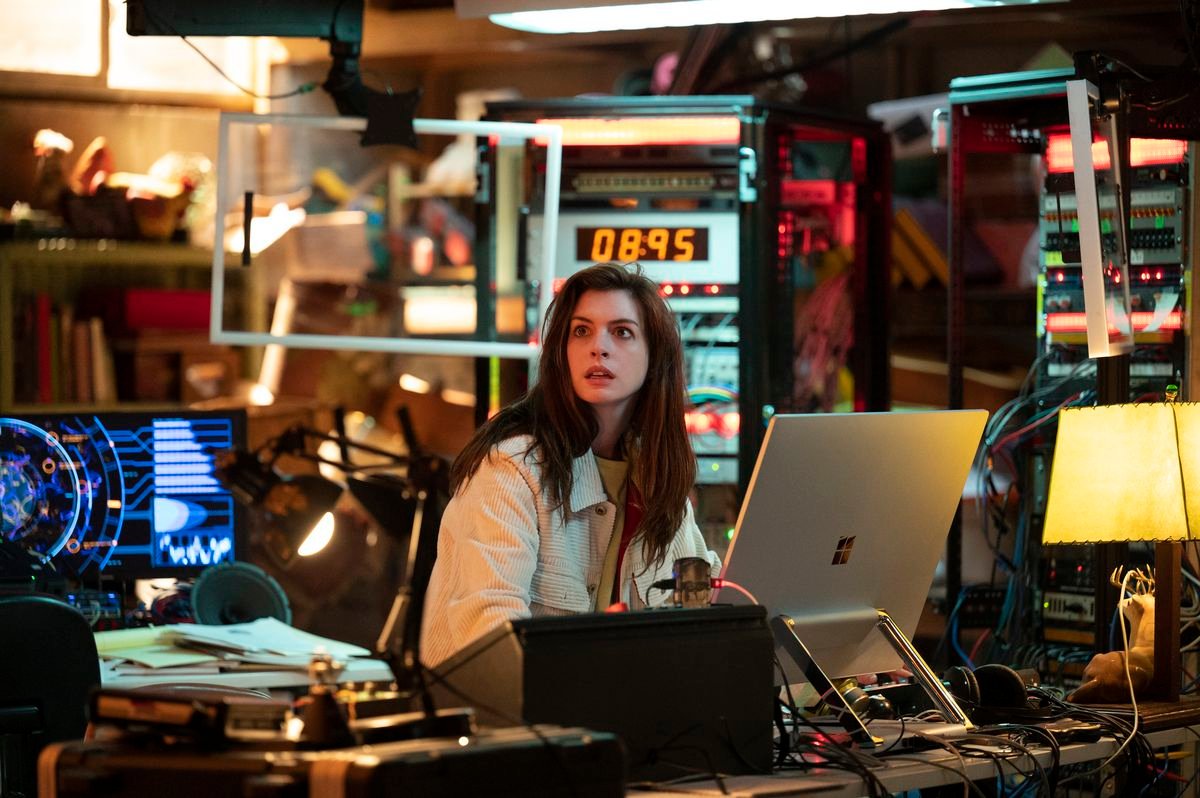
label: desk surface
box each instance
[100,657,395,692]
[629,726,1197,798]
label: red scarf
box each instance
[611,482,645,604]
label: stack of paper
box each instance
[96,626,220,669]
[97,618,373,673]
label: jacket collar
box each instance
[568,450,609,512]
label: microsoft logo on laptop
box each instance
[831,536,856,565]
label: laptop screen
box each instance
[717,409,987,679]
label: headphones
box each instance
[944,664,1054,724]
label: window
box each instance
[0,1,102,76]
[106,1,259,96]
[0,0,264,100]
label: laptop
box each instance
[716,409,988,683]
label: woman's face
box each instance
[565,289,649,420]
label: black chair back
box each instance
[0,595,99,796]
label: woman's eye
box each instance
[614,326,633,338]
[571,325,589,337]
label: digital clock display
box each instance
[576,226,710,263]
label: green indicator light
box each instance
[345,301,377,317]
[1101,218,1112,234]
[1043,601,1050,609]
[710,462,720,472]
[1071,219,1079,232]
[1155,216,1166,229]
[1046,251,1063,266]
[726,528,736,540]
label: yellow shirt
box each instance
[593,454,629,611]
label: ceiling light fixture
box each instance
[456,0,1064,34]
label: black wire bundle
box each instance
[953,731,1054,798]
[999,724,1063,794]
[1027,687,1160,796]
[764,656,1193,798]
[769,657,894,798]
[772,648,1174,798]
[943,347,1097,673]
[772,715,893,798]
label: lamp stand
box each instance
[1149,541,1181,702]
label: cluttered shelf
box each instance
[0,239,261,410]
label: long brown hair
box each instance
[451,262,695,567]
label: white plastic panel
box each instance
[1066,79,1133,358]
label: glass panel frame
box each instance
[210,112,562,360]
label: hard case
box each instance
[40,725,625,797]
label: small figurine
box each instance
[1068,567,1156,703]
[31,129,74,212]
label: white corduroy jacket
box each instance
[421,435,721,666]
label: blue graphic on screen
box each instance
[0,411,245,577]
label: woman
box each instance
[422,262,721,665]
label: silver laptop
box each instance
[716,409,987,682]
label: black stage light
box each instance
[215,449,344,565]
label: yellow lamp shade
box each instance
[1043,403,1200,544]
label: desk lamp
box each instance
[1042,400,1198,702]
[216,409,470,742]
[215,447,344,566]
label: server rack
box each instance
[946,67,1195,680]
[472,96,890,546]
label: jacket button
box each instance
[596,506,607,515]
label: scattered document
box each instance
[96,618,372,671]
[94,626,221,669]
[167,617,372,660]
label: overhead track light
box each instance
[455,0,1066,34]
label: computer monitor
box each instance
[1,410,247,578]
[717,409,987,681]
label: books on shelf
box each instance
[35,293,53,404]
[71,316,93,404]
[90,316,117,403]
[12,292,119,405]
[11,287,230,405]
